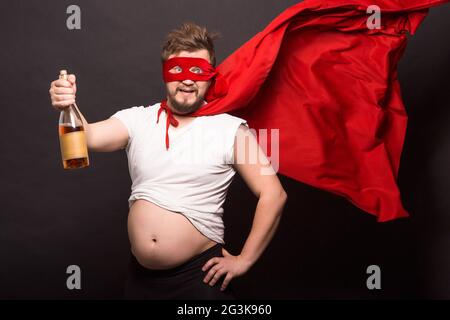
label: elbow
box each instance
[261,187,287,205]
[272,184,287,202]
[273,189,287,217]
[281,189,288,202]
[279,189,288,206]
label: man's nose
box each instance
[182,79,195,85]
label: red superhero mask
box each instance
[162,57,217,82]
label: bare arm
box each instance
[202,124,287,291]
[49,74,129,152]
[232,124,287,267]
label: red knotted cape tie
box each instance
[156,100,179,150]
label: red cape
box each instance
[192,0,449,221]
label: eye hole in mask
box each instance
[190,66,203,74]
[169,66,204,74]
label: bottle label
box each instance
[60,131,88,161]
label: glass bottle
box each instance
[58,70,90,169]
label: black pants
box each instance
[124,243,236,300]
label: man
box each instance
[49,22,287,299]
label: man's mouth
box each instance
[178,88,196,95]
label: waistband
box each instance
[132,243,223,278]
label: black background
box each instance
[0,0,449,299]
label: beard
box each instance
[167,88,205,115]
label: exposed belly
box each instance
[127,199,217,270]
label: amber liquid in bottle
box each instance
[58,69,90,169]
[58,124,90,169]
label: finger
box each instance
[221,273,234,291]
[53,94,76,102]
[68,75,77,94]
[209,269,225,287]
[52,87,75,95]
[202,257,219,272]
[203,265,221,283]
[52,100,75,109]
[222,248,231,257]
[67,74,76,84]
[54,79,72,88]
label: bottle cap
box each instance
[59,70,68,80]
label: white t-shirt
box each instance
[110,102,248,244]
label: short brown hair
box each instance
[161,22,219,66]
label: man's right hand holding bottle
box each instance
[48,71,130,153]
[49,73,77,110]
